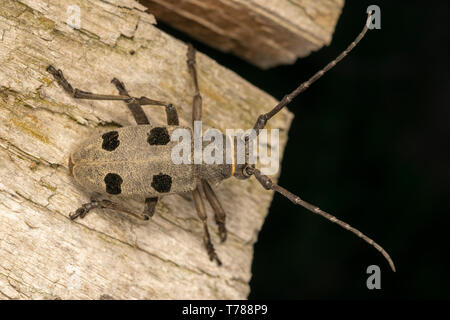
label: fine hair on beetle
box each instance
[46,11,395,271]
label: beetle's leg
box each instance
[70,198,150,221]
[70,199,102,220]
[46,66,179,125]
[46,65,148,102]
[111,78,179,126]
[192,183,222,266]
[202,180,227,242]
[110,78,150,125]
[187,46,227,246]
[144,197,158,217]
[187,44,202,126]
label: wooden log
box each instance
[0,0,292,299]
[139,0,345,68]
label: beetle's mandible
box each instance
[46,12,395,271]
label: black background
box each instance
[158,1,450,299]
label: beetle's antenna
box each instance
[251,12,373,136]
[246,166,396,272]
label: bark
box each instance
[140,0,345,68]
[0,0,293,299]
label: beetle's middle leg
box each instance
[47,66,163,219]
[187,44,228,243]
[70,198,150,221]
[186,44,202,128]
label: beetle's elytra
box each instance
[47,12,395,271]
[71,125,196,197]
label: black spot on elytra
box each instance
[151,173,172,193]
[102,131,120,151]
[104,173,123,195]
[147,127,170,145]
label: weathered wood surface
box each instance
[0,0,292,299]
[140,0,344,68]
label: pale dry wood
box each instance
[139,0,345,68]
[0,0,292,299]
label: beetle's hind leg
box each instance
[192,183,222,266]
[70,197,150,221]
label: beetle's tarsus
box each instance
[47,65,75,95]
[205,239,222,266]
[144,197,158,218]
[193,185,223,266]
[201,180,228,243]
[111,78,126,93]
[70,207,88,220]
[218,226,227,243]
[69,211,80,220]
[70,200,100,220]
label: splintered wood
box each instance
[140,0,344,68]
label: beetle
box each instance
[46,12,395,271]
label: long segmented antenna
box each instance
[251,12,373,135]
[248,167,396,272]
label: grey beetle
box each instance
[46,13,395,271]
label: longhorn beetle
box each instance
[46,12,395,272]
